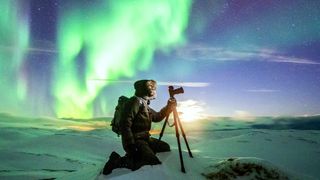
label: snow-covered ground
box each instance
[0,113,319,180]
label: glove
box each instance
[167,98,177,111]
[166,98,177,113]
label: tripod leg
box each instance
[173,108,186,173]
[159,114,170,141]
[175,109,193,158]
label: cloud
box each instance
[232,110,256,122]
[0,40,58,54]
[89,79,210,87]
[30,40,58,54]
[175,44,320,65]
[27,47,58,54]
[157,81,210,87]
[245,89,279,93]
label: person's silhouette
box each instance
[103,79,176,175]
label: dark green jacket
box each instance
[120,96,169,151]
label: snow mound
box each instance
[202,157,295,180]
[98,165,171,180]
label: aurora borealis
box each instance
[1,0,319,118]
[54,0,191,118]
[0,1,30,114]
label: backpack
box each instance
[110,96,145,136]
[111,96,129,136]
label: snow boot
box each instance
[102,151,121,175]
[117,155,135,170]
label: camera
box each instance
[168,86,184,98]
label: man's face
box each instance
[146,80,157,99]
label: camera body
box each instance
[168,86,184,98]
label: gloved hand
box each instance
[167,98,177,112]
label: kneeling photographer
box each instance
[103,79,176,175]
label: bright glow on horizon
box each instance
[232,110,256,122]
[177,100,206,122]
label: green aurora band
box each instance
[55,0,191,118]
[0,1,30,114]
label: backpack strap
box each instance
[134,96,149,118]
[134,96,147,107]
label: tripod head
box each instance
[168,86,184,98]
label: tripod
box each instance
[158,86,193,173]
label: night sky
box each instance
[1,0,320,119]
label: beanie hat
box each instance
[134,79,156,97]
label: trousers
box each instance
[123,137,170,170]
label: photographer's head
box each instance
[134,79,157,100]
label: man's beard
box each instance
[146,90,157,100]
